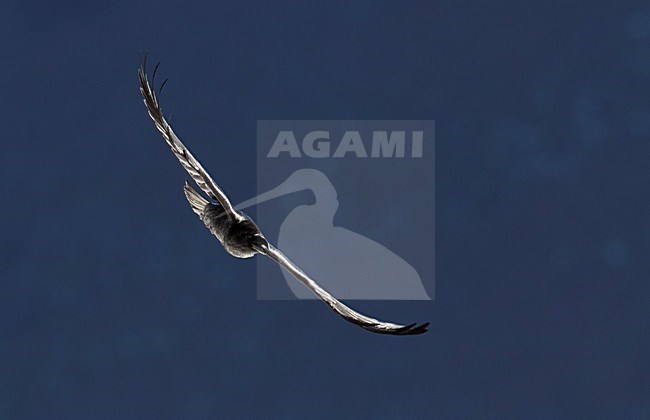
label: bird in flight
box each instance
[138,59,429,335]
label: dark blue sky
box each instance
[2,1,650,418]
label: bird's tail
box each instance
[184,180,209,216]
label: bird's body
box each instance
[138,59,429,335]
[203,205,266,258]
[204,204,256,258]
[185,181,267,258]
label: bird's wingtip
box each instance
[408,322,430,335]
[394,322,429,335]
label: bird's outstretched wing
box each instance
[257,243,429,335]
[138,59,242,221]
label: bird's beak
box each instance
[234,173,306,211]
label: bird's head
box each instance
[248,233,269,253]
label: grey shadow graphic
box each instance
[236,168,431,300]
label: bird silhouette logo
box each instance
[236,168,431,300]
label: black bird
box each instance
[138,61,429,335]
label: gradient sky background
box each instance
[2,1,650,418]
